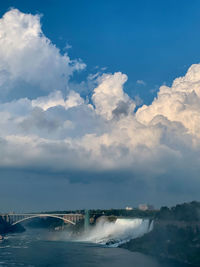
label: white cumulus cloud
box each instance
[92,72,135,120]
[32,90,85,111]
[0,9,85,96]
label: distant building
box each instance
[125,206,133,210]
[147,205,154,210]
[138,204,154,211]
[138,204,148,211]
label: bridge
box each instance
[0,213,84,226]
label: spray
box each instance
[79,217,153,247]
[84,210,90,231]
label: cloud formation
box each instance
[1,9,200,207]
[136,80,146,86]
[92,72,135,120]
[1,61,199,174]
[0,9,85,98]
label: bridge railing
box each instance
[0,213,84,226]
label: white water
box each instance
[78,218,153,247]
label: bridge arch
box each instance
[11,214,76,226]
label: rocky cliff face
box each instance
[120,220,200,266]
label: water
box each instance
[79,218,153,246]
[0,218,192,267]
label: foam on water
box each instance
[78,217,153,247]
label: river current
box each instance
[0,218,192,267]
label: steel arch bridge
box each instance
[0,213,84,226]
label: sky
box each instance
[1,1,200,212]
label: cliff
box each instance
[120,201,200,266]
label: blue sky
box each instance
[1,0,200,103]
[1,1,200,211]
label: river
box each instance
[0,228,191,267]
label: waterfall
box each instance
[79,217,153,247]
